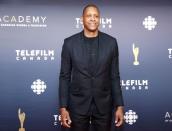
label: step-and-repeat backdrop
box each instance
[0,0,172,131]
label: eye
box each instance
[94,15,99,18]
[86,14,92,18]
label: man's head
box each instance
[81,4,100,33]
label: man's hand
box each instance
[60,108,72,128]
[115,106,124,127]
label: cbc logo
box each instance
[143,16,157,30]
[124,110,138,125]
[31,79,47,95]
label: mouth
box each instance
[89,23,97,26]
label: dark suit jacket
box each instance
[59,31,124,115]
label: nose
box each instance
[90,15,96,21]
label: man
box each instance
[59,4,124,131]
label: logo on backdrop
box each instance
[75,17,112,29]
[124,110,138,125]
[132,43,140,65]
[143,16,157,30]
[121,80,149,90]
[0,15,47,28]
[168,48,172,59]
[15,50,55,61]
[164,112,172,123]
[31,79,47,95]
[18,108,26,131]
[53,114,61,126]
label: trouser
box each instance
[69,99,112,131]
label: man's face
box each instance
[82,7,100,32]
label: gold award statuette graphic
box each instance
[18,108,26,131]
[132,43,140,65]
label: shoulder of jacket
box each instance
[64,32,81,42]
[100,32,118,49]
[63,32,81,49]
[100,31,117,42]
